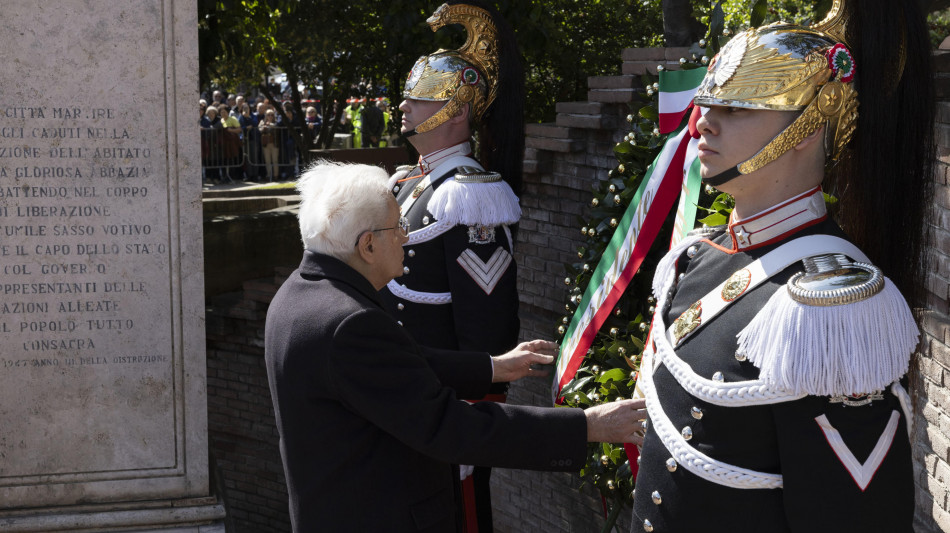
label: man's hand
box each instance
[491,340,558,383]
[585,398,648,445]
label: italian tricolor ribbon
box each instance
[554,125,690,400]
[658,67,707,134]
[553,68,707,401]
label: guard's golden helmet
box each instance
[694,8,858,176]
[402,3,499,134]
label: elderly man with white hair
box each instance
[264,161,648,532]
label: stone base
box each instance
[0,496,226,532]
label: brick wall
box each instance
[915,48,950,533]
[206,269,292,533]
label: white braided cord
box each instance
[641,353,784,490]
[891,382,913,439]
[385,280,452,304]
[407,219,455,246]
[651,250,805,407]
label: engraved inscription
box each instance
[0,103,166,372]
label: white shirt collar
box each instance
[419,141,471,174]
[726,187,827,251]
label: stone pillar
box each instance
[0,1,222,531]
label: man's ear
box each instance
[355,231,376,263]
[449,103,470,125]
[794,124,824,151]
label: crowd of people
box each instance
[198,88,396,184]
[199,91,303,183]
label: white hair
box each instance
[295,160,392,259]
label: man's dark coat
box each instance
[265,251,587,532]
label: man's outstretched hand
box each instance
[491,340,558,383]
[585,398,648,445]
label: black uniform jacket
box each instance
[632,218,913,533]
[380,164,520,358]
[265,251,587,532]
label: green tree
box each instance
[199,0,440,158]
[500,0,664,123]
[199,1,668,135]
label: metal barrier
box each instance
[200,125,311,182]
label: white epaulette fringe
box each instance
[737,276,918,397]
[428,177,521,227]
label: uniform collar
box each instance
[726,187,827,252]
[419,141,471,174]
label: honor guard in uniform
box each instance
[632,1,935,532]
[379,2,525,531]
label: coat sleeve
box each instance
[419,345,493,400]
[326,307,587,470]
[772,392,914,532]
[441,224,520,355]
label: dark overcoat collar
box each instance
[298,250,383,307]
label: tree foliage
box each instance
[199,0,439,156]
[198,0,667,135]
[499,0,664,123]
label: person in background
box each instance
[278,101,303,179]
[239,102,259,181]
[345,98,362,148]
[360,99,384,148]
[233,94,245,118]
[200,106,223,184]
[377,99,392,147]
[305,106,322,146]
[259,109,280,182]
[219,104,242,182]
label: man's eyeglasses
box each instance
[354,216,411,245]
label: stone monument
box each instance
[0,1,223,530]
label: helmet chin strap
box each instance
[399,98,467,141]
[701,101,826,187]
[702,166,743,187]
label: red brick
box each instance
[587,75,638,90]
[664,47,692,61]
[936,75,950,100]
[587,89,637,104]
[526,122,575,138]
[556,112,619,130]
[622,61,650,76]
[622,48,666,61]
[525,137,585,153]
[555,101,604,115]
